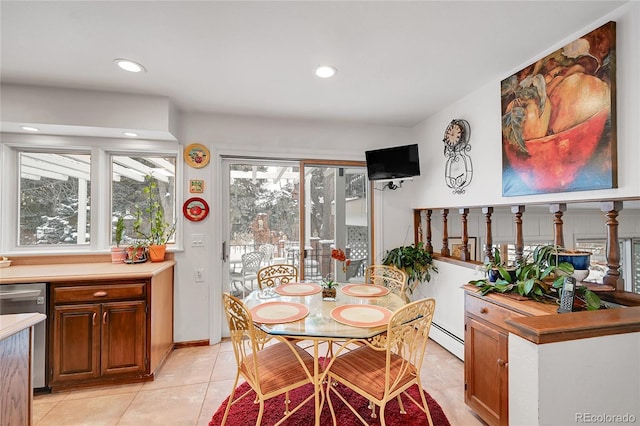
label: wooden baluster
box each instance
[483,207,493,262]
[512,205,525,265]
[413,210,423,244]
[459,208,470,260]
[441,209,450,256]
[601,201,623,290]
[550,203,566,248]
[425,210,433,254]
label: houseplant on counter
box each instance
[381,241,438,293]
[482,247,517,283]
[469,244,601,311]
[110,216,127,263]
[132,174,176,262]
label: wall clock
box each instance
[184,143,210,168]
[443,119,473,194]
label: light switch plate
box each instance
[191,233,205,247]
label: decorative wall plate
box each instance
[183,197,210,221]
[184,143,210,168]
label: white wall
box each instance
[380,1,640,360]
[405,2,639,209]
[510,332,640,425]
[175,112,414,343]
[0,84,178,140]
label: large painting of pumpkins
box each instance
[501,21,616,196]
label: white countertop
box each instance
[0,313,46,340]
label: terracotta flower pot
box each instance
[148,244,167,262]
[126,246,147,263]
[110,247,127,264]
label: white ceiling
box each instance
[0,1,628,128]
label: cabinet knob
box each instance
[480,307,489,314]
[497,359,508,367]
[93,291,108,297]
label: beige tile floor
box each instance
[34,339,485,425]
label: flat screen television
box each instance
[365,144,420,181]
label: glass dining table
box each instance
[243,283,407,426]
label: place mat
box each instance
[250,301,309,324]
[340,284,390,297]
[330,304,393,328]
[274,283,322,296]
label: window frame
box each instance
[1,134,182,254]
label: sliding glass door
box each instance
[222,158,369,298]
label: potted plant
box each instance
[321,274,338,300]
[133,174,176,262]
[469,244,601,311]
[381,241,438,293]
[110,216,127,263]
[483,247,517,283]
[126,241,148,263]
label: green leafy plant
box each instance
[469,244,601,311]
[133,174,176,246]
[381,241,438,291]
[322,273,338,289]
[114,216,125,247]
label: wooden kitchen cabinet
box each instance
[49,265,173,392]
[464,287,556,426]
[464,292,523,426]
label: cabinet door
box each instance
[51,304,101,383]
[465,316,509,426]
[101,300,146,376]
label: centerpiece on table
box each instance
[321,274,338,300]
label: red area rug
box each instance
[209,381,450,426]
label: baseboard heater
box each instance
[431,321,464,345]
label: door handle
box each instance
[222,241,227,262]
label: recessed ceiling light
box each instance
[114,58,146,73]
[123,132,139,137]
[21,126,39,132]
[314,65,337,78]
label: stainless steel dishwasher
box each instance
[0,283,47,389]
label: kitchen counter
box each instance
[1,312,46,426]
[0,260,175,284]
[0,312,46,340]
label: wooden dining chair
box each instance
[365,264,409,300]
[257,264,298,292]
[326,298,437,426]
[221,293,316,425]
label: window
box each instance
[111,155,176,246]
[6,138,180,252]
[19,152,91,246]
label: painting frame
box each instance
[450,237,476,261]
[501,21,617,196]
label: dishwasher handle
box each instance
[0,289,41,301]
